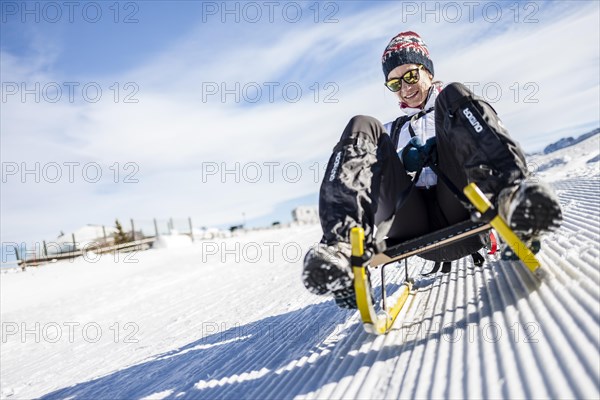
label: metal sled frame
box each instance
[351,182,542,335]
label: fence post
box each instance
[72,233,77,252]
[43,240,48,257]
[130,219,135,241]
[154,218,159,237]
[188,217,194,242]
[103,225,107,243]
[14,244,21,262]
[14,244,25,270]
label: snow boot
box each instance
[333,267,378,309]
[302,242,354,295]
[471,251,485,266]
[302,242,375,309]
[497,179,562,242]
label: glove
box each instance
[399,139,423,172]
[398,136,437,172]
[421,136,438,165]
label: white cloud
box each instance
[433,5,600,150]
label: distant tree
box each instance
[114,219,129,244]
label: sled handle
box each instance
[351,227,412,335]
[351,227,365,258]
[463,183,541,273]
[351,227,376,327]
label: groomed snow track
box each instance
[2,179,599,400]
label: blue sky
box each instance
[1,0,599,260]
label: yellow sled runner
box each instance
[351,182,542,335]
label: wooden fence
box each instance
[6,216,200,270]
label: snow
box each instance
[1,140,599,399]
[152,234,193,249]
[529,133,599,182]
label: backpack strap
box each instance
[389,115,410,148]
[390,107,435,145]
[408,107,434,138]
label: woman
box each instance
[302,31,562,308]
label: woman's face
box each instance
[387,63,434,108]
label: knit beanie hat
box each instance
[382,31,434,79]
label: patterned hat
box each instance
[382,31,434,79]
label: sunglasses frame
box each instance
[385,65,424,92]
